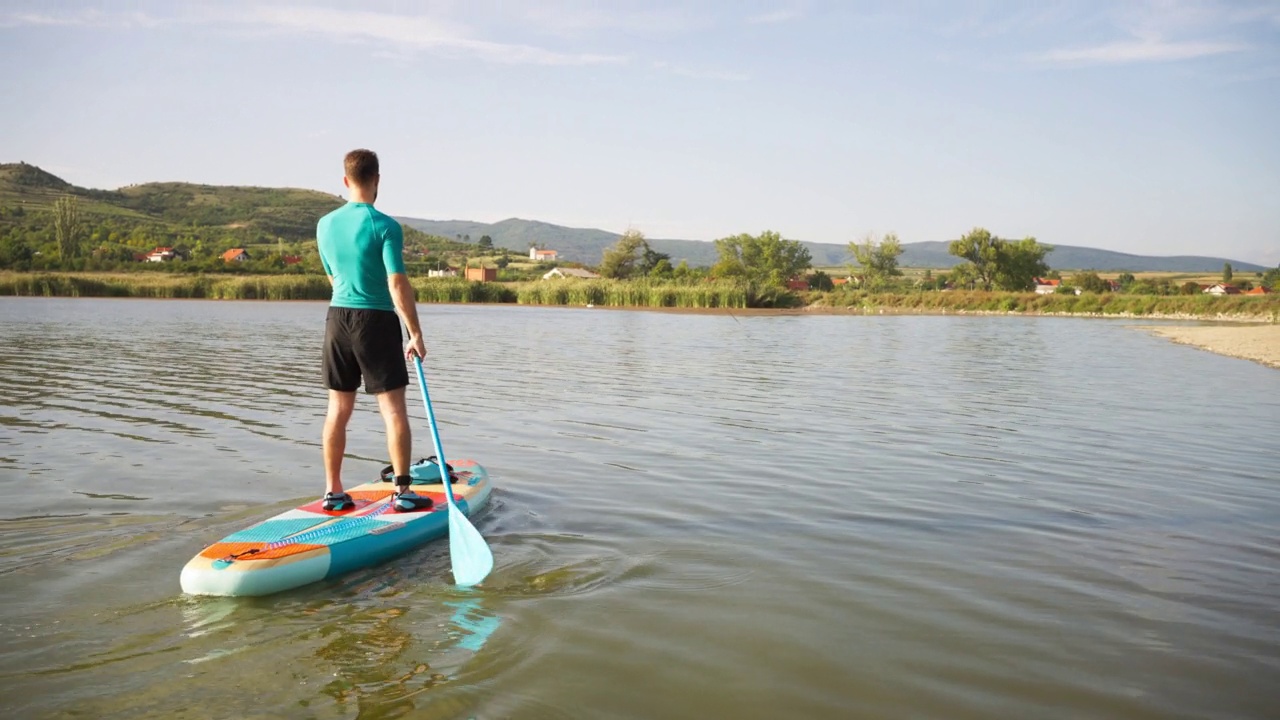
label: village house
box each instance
[146,246,176,262]
[1033,277,1061,294]
[1244,286,1271,295]
[222,248,249,263]
[542,267,600,280]
[1203,283,1241,295]
[465,266,497,282]
[530,248,558,262]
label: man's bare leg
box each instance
[376,386,412,479]
[323,390,357,495]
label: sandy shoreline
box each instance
[1144,324,1280,370]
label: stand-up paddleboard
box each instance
[180,459,492,597]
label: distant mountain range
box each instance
[399,216,1269,273]
[0,161,1265,273]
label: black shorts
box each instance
[322,307,408,394]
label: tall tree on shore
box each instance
[1223,263,1233,283]
[948,228,1051,291]
[53,195,81,260]
[712,230,812,287]
[599,228,648,279]
[849,232,903,288]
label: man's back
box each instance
[317,202,405,311]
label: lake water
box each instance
[1,298,1277,720]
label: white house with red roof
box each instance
[530,248,558,261]
[146,246,176,262]
[1203,283,1241,295]
[1033,277,1061,294]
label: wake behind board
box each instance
[180,459,491,597]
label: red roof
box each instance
[1034,277,1060,286]
[151,246,174,253]
[1245,286,1270,295]
[222,248,248,261]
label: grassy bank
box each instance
[809,289,1280,321]
[2,272,1276,320]
[0,272,515,303]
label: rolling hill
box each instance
[1,162,1267,273]
[398,216,1269,273]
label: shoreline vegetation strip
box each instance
[0,271,1276,322]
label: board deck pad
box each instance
[180,460,491,596]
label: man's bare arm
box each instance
[388,272,425,358]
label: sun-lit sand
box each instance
[1146,324,1280,370]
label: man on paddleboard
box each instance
[316,149,432,513]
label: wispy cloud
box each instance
[0,8,164,29]
[1033,0,1269,66]
[231,6,624,65]
[0,4,625,66]
[1037,37,1246,64]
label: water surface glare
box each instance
[1,298,1278,719]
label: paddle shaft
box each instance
[412,356,456,508]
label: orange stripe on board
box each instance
[199,541,326,561]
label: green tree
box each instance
[641,244,672,276]
[711,230,812,287]
[848,232,903,288]
[599,228,647,279]
[808,270,835,291]
[1223,263,1233,283]
[948,228,1001,290]
[1117,272,1136,290]
[1181,281,1201,295]
[52,195,81,261]
[1262,265,1279,290]
[649,257,674,279]
[948,228,1051,291]
[478,235,493,251]
[1070,271,1109,293]
[993,237,1052,291]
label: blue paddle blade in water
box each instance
[414,355,494,587]
[449,508,494,587]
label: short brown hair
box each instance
[344,149,379,186]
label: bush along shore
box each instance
[1,272,1276,321]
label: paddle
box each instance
[412,355,494,587]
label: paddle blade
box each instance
[448,507,494,587]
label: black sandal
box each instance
[322,491,355,511]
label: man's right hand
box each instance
[405,333,426,360]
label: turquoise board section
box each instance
[224,517,332,543]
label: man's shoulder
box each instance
[316,203,350,230]
[369,208,403,236]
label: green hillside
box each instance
[0,163,472,273]
[3,162,1266,276]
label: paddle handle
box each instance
[413,356,456,508]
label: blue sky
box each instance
[1,1,1277,265]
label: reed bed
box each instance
[516,279,750,308]
[410,278,515,304]
[0,272,332,300]
[0,273,517,303]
